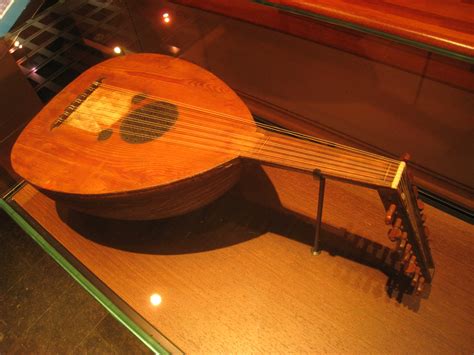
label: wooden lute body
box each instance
[11,53,434,290]
[12,53,401,219]
[13,54,254,219]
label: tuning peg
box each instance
[411,267,421,286]
[385,204,397,225]
[388,217,403,242]
[388,227,402,242]
[405,255,417,274]
[416,277,425,295]
[402,243,412,263]
[393,217,402,229]
[396,232,408,253]
[417,199,425,211]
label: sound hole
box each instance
[120,101,178,144]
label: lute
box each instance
[11,53,434,293]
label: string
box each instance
[77,88,400,174]
[99,83,399,164]
[116,120,396,181]
[87,125,395,185]
[58,91,400,184]
[81,91,391,170]
[44,83,404,186]
[82,85,398,172]
[99,83,398,165]
[65,102,398,182]
[74,101,398,178]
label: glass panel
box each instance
[2,0,473,352]
[0,196,174,354]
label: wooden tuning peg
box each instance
[411,267,420,287]
[402,243,412,263]
[396,232,408,253]
[416,277,425,295]
[388,217,403,242]
[388,227,402,242]
[385,204,397,225]
[393,217,402,229]
[405,255,417,274]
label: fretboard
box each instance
[241,130,404,189]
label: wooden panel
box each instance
[12,178,474,353]
[0,40,42,194]
[426,53,474,92]
[267,0,474,58]
[169,0,473,91]
[170,0,428,74]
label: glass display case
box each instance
[1,0,473,353]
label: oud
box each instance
[11,53,434,294]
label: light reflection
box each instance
[113,46,122,54]
[169,45,180,55]
[150,293,162,306]
[14,40,20,47]
[162,12,171,24]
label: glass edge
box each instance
[0,198,170,355]
[253,0,474,64]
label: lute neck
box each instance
[239,129,404,190]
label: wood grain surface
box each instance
[170,0,474,92]
[11,53,252,195]
[0,40,42,195]
[11,174,474,353]
[10,53,256,219]
[264,0,474,58]
[11,53,405,219]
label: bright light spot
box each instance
[14,40,20,47]
[163,17,170,24]
[162,12,169,18]
[18,44,23,49]
[150,293,162,306]
[169,45,180,55]
[113,46,122,54]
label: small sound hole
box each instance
[120,101,178,144]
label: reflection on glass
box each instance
[162,12,171,24]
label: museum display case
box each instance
[1,0,473,353]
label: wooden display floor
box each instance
[8,179,474,353]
